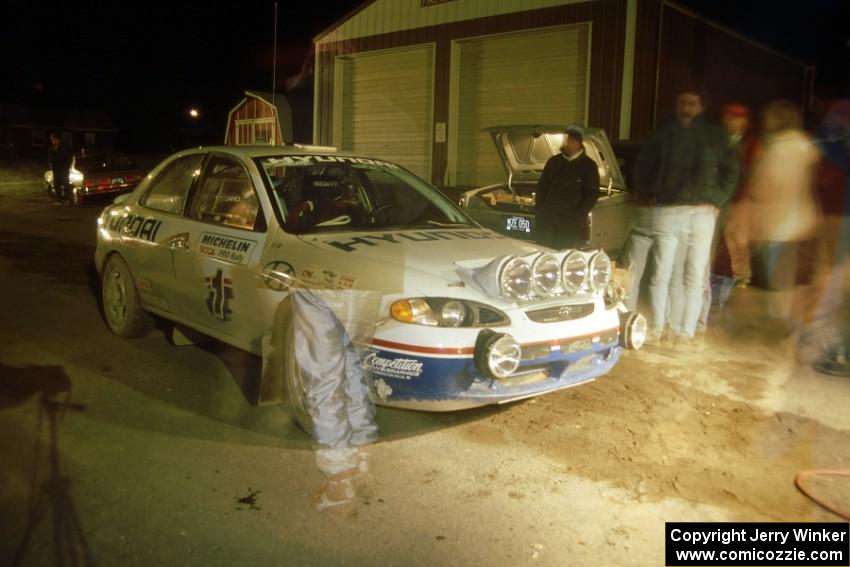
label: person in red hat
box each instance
[721,102,761,289]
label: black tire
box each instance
[101,254,153,338]
[282,321,315,436]
[46,182,58,200]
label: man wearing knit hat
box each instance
[535,125,600,249]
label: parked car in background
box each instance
[459,125,636,255]
[45,150,147,206]
[95,144,645,431]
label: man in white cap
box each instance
[535,125,600,250]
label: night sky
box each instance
[5,0,848,151]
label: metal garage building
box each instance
[313,0,811,187]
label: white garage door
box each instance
[336,45,434,179]
[452,25,590,186]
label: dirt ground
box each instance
[1,159,849,566]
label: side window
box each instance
[188,155,261,231]
[141,154,204,214]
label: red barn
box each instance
[224,90,293,145]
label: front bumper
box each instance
[367,325,624,411]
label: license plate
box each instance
[505,215,532,233]
[110,177,125,185]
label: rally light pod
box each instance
[620,311,647,350]
[474,329,522,379]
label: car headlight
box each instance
[499,256,531,300]
[440,300,466,327]
[474,330,522,379]
[390,298,509,327]
[531,253,560,296]
[391,298,438,326]
[561,251,588,293]
[589,251,612,292]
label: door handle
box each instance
[165,232,191,250]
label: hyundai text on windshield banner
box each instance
[665,522,849,566]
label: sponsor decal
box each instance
[372,379,393,401]
[325,229,504,252]
[261,261,296,292]
[264,155,399,169]
[108,214,163,242]
[198,232,257,265]
[205,269,233,321]
[299,266,357,290]
[364,352,424,380]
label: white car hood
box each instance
[294,228,544,298]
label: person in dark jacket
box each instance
[634,88,739,344]
[48,132,73,205]
[535,125,600,249]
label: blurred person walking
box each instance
[535,125,600,250]
[721,103,761,289]
[48,132,73,206]
[742,100,821,329]
[291,286,382,518]
[632,87,738,343]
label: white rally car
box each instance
[95,145,645,424]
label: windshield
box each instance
[255,155,475,234]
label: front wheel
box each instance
[46,182,58,200]
[101,255,153,338]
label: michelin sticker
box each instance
[365,352,424,381]
[198,232,257,265]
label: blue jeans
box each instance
[667,206,717,337]
[622,207,654,312]
[643,206,689,332]
[293,288,381,464]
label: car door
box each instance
[171,153,269,351]
[121,153,204,313]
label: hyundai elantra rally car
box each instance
[95,145,645,426]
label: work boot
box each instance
[813,345,850,377]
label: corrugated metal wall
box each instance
[315,0,627,186]
[317,0,592,45]
[630,0,808,140]
[337,45,435,178]
[453,24,590,186]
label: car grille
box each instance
[525,303,595,323]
